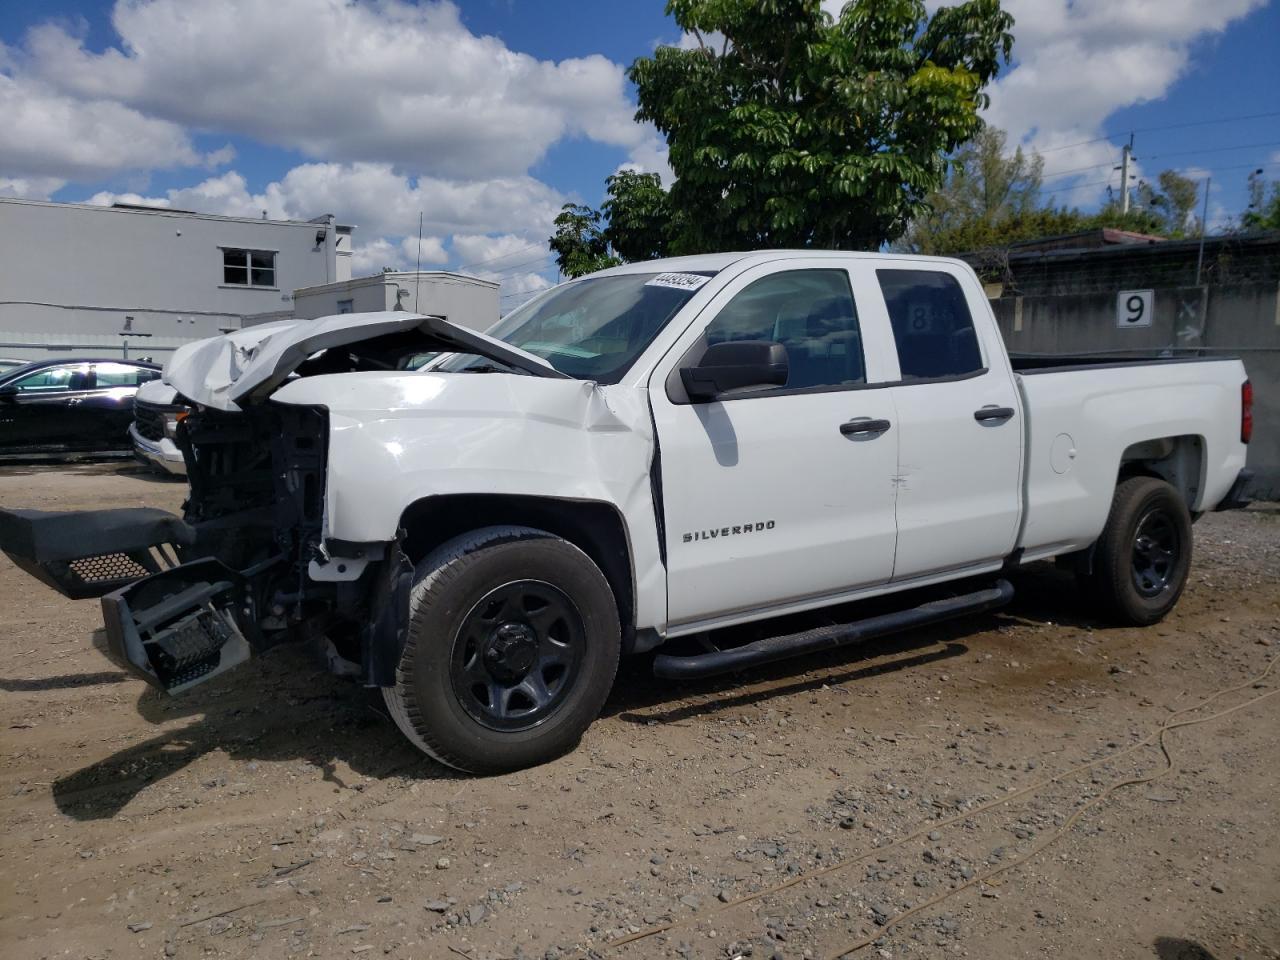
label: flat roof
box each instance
[293,271,500,296]
[0,195,353,232]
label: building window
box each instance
[223,248,276,287]
[337,299,354,314]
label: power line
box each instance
[1041,141,1280,183]
[1037,110,1280,155]
[452,240,547,272]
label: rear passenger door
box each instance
[874,266,1023,580]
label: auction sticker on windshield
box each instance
[645,272,712,291]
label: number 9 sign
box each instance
[1116,289,1154,328]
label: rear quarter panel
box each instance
[1018,359,1248,559]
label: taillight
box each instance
[1241,380,1253,444]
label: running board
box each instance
[652,580,1014,680]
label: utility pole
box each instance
[1195,175,1211,287]
[1116,134,1135,214]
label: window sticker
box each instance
[645,272,711,291]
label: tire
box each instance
[1079,476,1193,626]
[383,526,620,774]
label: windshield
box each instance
[435,272,712,383]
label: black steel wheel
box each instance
[1130,508,1182,598]
[383,526,620,774]
[451,580,585,732]
[1080,476,1193,626]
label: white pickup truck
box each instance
[0,251,1254,773]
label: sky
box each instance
[1,0,1278,309]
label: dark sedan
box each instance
[0,358,162,458]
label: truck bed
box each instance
[1012,355,1249,564]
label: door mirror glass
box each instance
[680,340,789,402]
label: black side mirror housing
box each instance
[680,340,789,402]
[0,384,18,401]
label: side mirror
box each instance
[0,384,18,402]
[680,340,789,402]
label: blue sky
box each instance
[2,0,1277,303]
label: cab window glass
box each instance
[876,269,983,380]
[706,269,864,391]
[11,365,91,392]
[94,363,158,387]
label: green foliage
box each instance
[903,126,1045,254]
[548,203,620,278]
[612,0,1013,255]
[902,124,1219,256]
[1241,170,1280,231]
[601,170,672,262]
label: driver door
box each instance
[649,260,900,629]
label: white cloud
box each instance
[987,0,1266,176]
[21,0,647,180]
[0,175,67,200]
[0,70,201,183]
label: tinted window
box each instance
[436,273,707,384]
[876,270,983,380]
[94,363,159,387]
[11,365,92,392]
[223,248,276,287]
[706,269,864,391]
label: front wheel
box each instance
[1079,476,1193,626]
[383,526,620,774]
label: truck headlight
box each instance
[163,411,188,439]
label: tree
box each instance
[1241,169,1280,231]
[902,125,1046,254]
[593,0,1013,258]
[548,204,619,278]
[1129,170,1199,236]
[601,170,672,262]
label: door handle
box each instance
[973,406,1015,423]
[840,417,891,437]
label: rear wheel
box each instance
[1079,476,1192,626]
[383,526,620,774]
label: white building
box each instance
[282,271,500,331]
[0,198,354,361]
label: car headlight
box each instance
[163,411,188,439]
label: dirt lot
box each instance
[0,463,1277,960]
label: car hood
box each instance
[164,312,565,412]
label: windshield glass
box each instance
[435,272,711,383]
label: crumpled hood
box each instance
[164,312,564,411]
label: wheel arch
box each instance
[398,493,638,649]
[1118,433,1205,511]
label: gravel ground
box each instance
[0,463,1277,960]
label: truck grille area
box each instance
[133,399,172,442]
[179,403,330,624]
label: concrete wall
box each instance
[0,199,341,360]
[992,281,1280,499]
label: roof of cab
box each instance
[589,249,971,277]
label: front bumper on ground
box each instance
[0,506,250,693]
[128,422,187,475]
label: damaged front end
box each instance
[0,400,400,695]
[0,312,569,695]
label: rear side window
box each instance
[876,270,984,380]
[706,269,865,391]
[94,363,158,387]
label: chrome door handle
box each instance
[840,417,891,437]
[973,406,1015,423]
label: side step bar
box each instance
[652,580,1014,680]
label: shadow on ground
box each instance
[48,564,1104,820]
[1153,937,1218,960]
